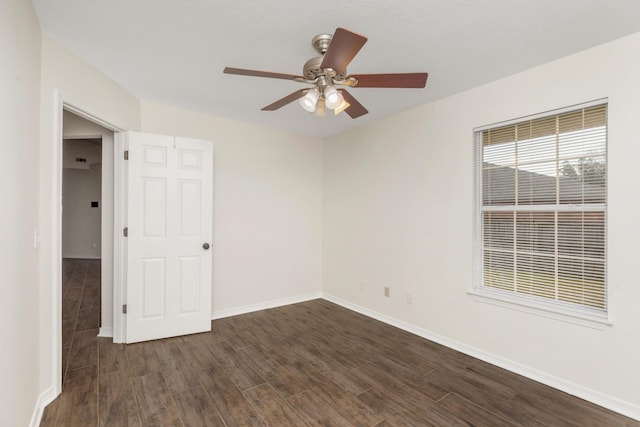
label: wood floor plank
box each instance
[131,372,183,426]
[293,332,363,370]
[39,395,60,427]
[126,340,164,377]
[197,366,267,426]
[287,390,356,427]
[237,345,308,399]
[255,336,301,366]
[423,368,559,426]
[207,340,265,391]
[67,328,98,371]
[194,326,229,347]
[153,337,188,372]
[98,369,141,426]
[286,360,383,426]
[401,337,476,371]
[62,292,81,321]
[354,361,448,403]
[289,339,372,395]
[469,359,632,427]
[162,365,203,394]
[178,334,218,371]
[75,308,100,332]
[357,386,468,427]
[62,317,76,349]
[243,383,308,426]
[79,289,100,311]
[171,389,226,427]
[438,392,513,427]
[429,363,517,401]
[163,367,226,425]
[55,365,98,426]
[213,315,267,350]
[351,347,438,389]
[61,347,71,385]
[98,337,128,375]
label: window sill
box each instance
[468,289,613,330]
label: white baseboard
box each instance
[98,326,113,337]
[29,385,58,427]
[322,293,640,422]
[211,292,322,320]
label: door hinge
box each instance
[124,150,129,160]
[122,304,127,314]
[123,227,128,237]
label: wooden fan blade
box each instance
[348,73,428,88]
[224,67,303,81]
[261,89,308,111]
[340,89,368,119]
[320,28,368,76]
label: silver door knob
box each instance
[203,243,210,250]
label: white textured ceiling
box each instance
[33,0,640,138]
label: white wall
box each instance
[323,32,640,416]
[0,1,41,425]
[140,102,323,315]
[39,34,140,404]
[62,140,102,259]
[62,166,102,258]
[62,138,101,169]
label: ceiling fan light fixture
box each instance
[299,88,319,112]
[314,98,326,117]
[334,98,350,115]
[324,85,343,109]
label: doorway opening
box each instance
[61,137,102,383]
[61,109,115,386]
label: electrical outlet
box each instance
[384,286,390,297]
[359,281,364,291]
[406,293,413,304]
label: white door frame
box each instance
[113,131,127,343]
[51,93,126,394]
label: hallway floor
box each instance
[61,258,101,386]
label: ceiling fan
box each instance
[223,28,428,119]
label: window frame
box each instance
[471,99,609,324]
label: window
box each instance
[473,101,607,319]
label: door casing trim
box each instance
[51,93,126,397]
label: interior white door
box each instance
[125,131,213,343]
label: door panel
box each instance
[126,132,213,343]
[142,258,166,318]
[178,256,200,313]
[143,178,167,237]
[179,180,201,236]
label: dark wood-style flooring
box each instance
[41,261,639,426]
[61,258,102,386]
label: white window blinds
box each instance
[474,102,607,316]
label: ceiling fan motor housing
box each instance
[302,56,346,82]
